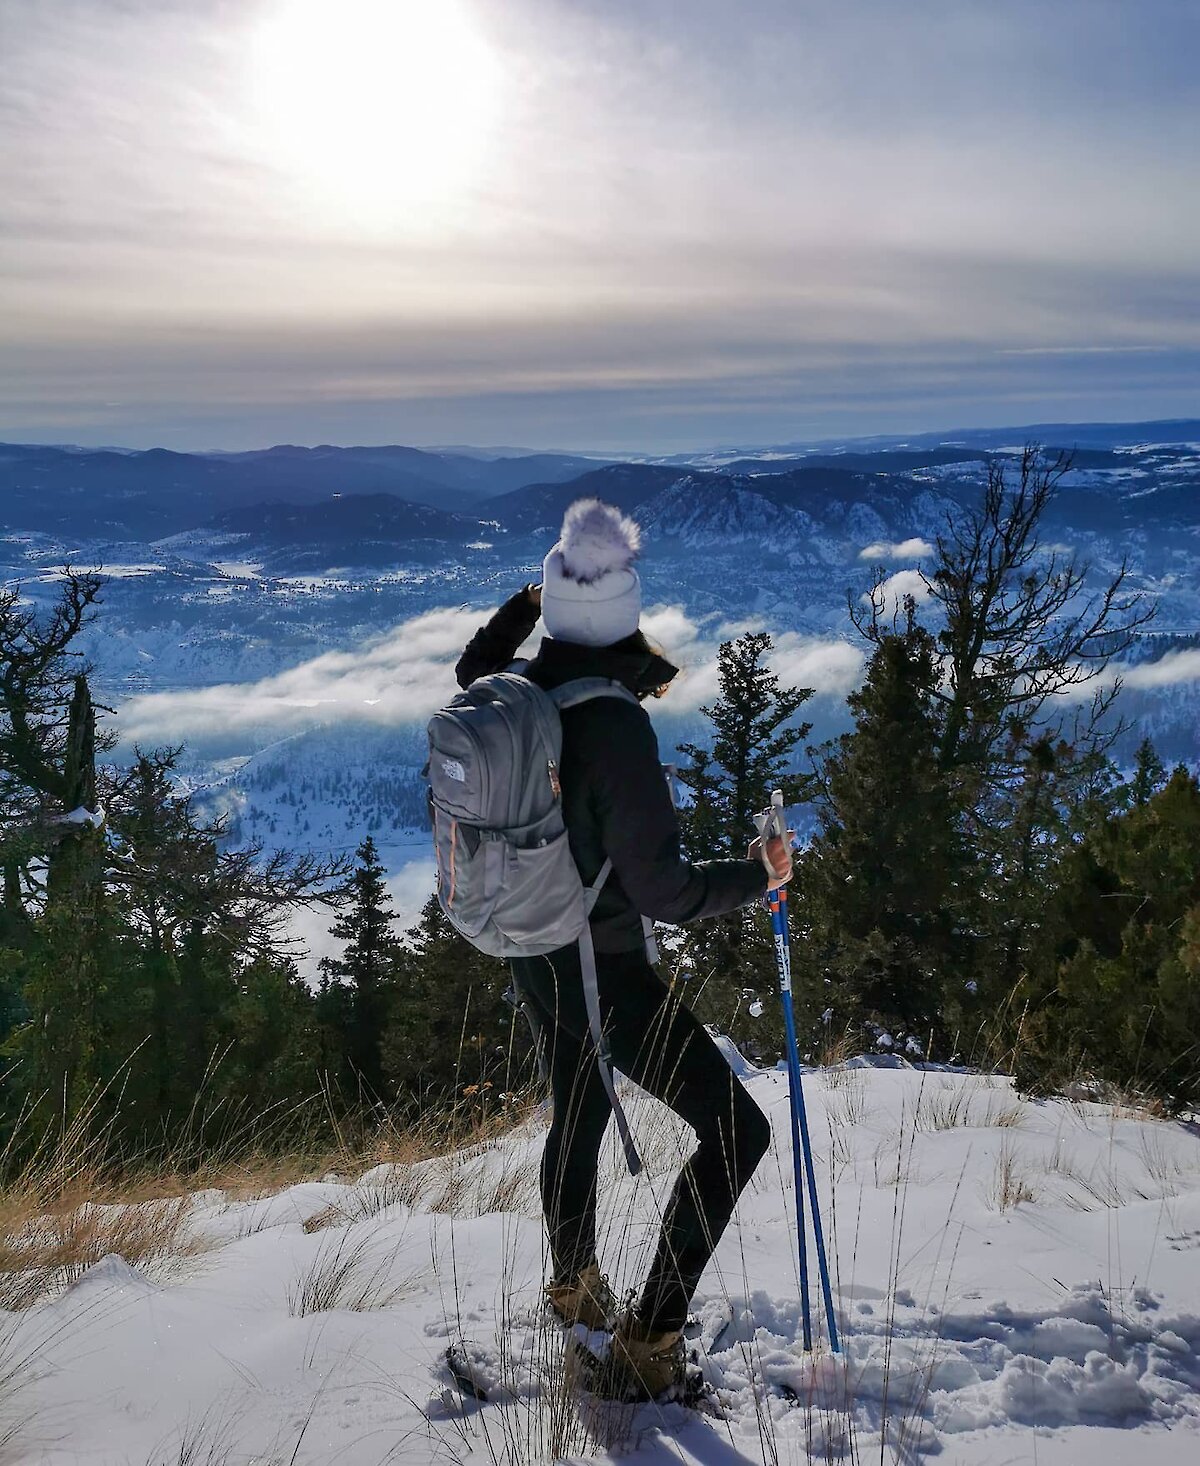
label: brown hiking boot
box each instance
[544,1260,617,1330]
[596,1311,686,1401]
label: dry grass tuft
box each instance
[916,1080,1027,1133]
[425,1149,541,1220]
[1044,1150,1154,1211]
[1135,1128,1200,1188]
[0,1077,539,1312]
[0,1100,214,1310]
[287,1232,424,1316]
[302,1167,429,1233]
[0,1193,205,1310]
[986,1142,1036,1211]
[816,1024,864,1078]
[827,1070,870,1127]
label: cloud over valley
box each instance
[117,602,864,748]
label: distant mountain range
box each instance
[4,418,1196,648]
[3,419,1197,547]
[0,441,614,539]
[203,439,1199,583]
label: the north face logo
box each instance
[441,757,467,783]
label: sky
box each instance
[2,0,1198,453]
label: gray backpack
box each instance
[426,670,644,1171]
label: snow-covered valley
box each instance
[2,427,1198,961]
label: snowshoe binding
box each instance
[544,1259,618,1331]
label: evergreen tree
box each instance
[318,836,401,1105]
[830,453,1153,1065]
[797,610,967,1056]
[675,631,812,1046]
[383,895,526,1118]
[1127,736,1168,808]
[222,956,322,1120]
[1012,765,1200,1110]
[977,737,1123,1012]
[11,670,120,1121]
[0,575,346,1152]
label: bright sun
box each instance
[248,0,501,228]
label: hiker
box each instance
[453,499,792,1399]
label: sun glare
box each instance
[248,0,501,229]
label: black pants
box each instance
[509,944,771,1333]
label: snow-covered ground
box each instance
[7,1062,1200,1464]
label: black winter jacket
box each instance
[455,590,767,954]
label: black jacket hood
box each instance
[526,634,679,701]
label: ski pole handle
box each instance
[752,789,789,875]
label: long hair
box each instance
[616,628,679,700]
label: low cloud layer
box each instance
[862,569,933,617]
[1116,648,1200,691]
[120,606,487,744]
[860,538,934,562]
[118,602,864,747]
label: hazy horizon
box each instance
[7,410,1200,462]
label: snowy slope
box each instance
[8,1061,1199,1464]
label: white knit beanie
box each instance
[540,498,642,648]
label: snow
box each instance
[58,804,105,828]
[212,560,264,578]
[89,563,165,579]
[6,1063,1199,1463]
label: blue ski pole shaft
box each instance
[769,887,812,1352]
[778,887,841,1355]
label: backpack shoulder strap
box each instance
[542,675,647,1173]
[547,677,641,713]
[578,906,642,1176]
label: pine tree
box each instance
[319,836,401,1105]
[1128,736,1167,808]
[978,737,1123,1010]
[830,454,1152,1067]
[0,577,347,1150]
[797,610,967,1056]
[11,671,119,1121]
[675,631,812,1047]
[222,956,321,1120]
[383,895,525,1118]
[1013,766,1200,1110]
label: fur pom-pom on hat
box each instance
[540,498,643,647]
[557,498,642,585]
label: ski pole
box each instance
[756,791,841,1354]
[777,878,841,1356]
[769,881,812,1350]
[755,793,810,1347]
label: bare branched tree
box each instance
[0,571,108,919]
[852,447,1154,789]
